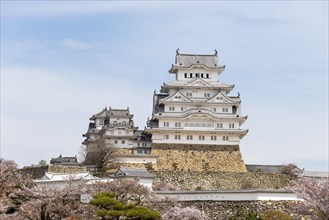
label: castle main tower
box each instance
[146,50,248,172]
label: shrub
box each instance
[281,163,299,176]
[195,186,202,190]
[261,210,292,220]
[241,180,254,189]
[90,192,161,220]
[144,162,154,171]
[229,208,261,220]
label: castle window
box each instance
[164,135,169,139]
[175,122,181,127]
[201,73,204,78]
[199,135,205,140]
[144,150,147,154]
[217,123,223,128]
[186,93,192,97]
[204,93,210,97]
[137,150,142,154]
[184,73,187,78]
[163,122,169,127]
[181,107,184,111]
[190,73,192,78]
[99,120,104,125]
[113,121,117,125]
[214,108,217,112]
[211,136,217,141]
[114,140,118,144]
[122,121,126,125]
[229,123,235,128]
[222,108,229,112]
[122,140,125,144]
[223,136,229,141]
[169,106,175,111]
[206,73,209,78]
[196,73,199,77]
[187,135,193,140]
[138,143,140,147]
[175,135,181,140]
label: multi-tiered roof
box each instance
[147,50,248,145]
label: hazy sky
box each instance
[1,1,328,171]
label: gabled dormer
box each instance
[184,77,214,87]
[206,92,239,103]
[160,90,192,103]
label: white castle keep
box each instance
[146,49,248,146]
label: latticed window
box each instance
[175,122,181,127]
[175,135,181,140]
[217,123,223,128]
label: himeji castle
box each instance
[146,49,248,172]
[83,49,248,172]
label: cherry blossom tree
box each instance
[152,182,183,191]
[162,206,209,220]
[88,179,152,205]
[288,177,329,220]
[0,159,32,215]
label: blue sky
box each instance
[1,1,328,171]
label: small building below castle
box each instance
[82,107,156,167]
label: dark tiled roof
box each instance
[50,155,78,165]
[114,167,153,178]
[176,54,218,67]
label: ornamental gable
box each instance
[184,78,213,87]
[161,91,191,103]
[207,92,235,103]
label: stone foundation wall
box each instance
[151,144,246,172]
[119,163,147,169]
[152,171,295,190]
[172,201,305,220]
[48,165,87,173]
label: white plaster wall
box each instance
[155,191,298,201]
[151,132,239,145]
[176,68,219,81]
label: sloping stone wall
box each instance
[181,201,305,220]
[48,165,87,173]
[151,200,307,219]
[152,171,295,190]
[151,144,246,172]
